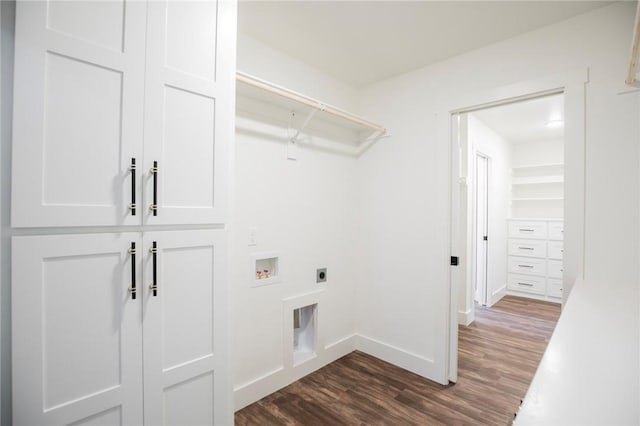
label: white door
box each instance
[142,0,236,225]
[142,230,230,425]
[11,1,146,227]
[12,233,143,425]
[474,154,489,305]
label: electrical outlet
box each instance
[316,268,327,283]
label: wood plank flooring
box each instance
[235,296,561,425]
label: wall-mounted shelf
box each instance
[512,176,564,185]
[236,71,387,156]
[511,162,564,171]
[511,197,564,202]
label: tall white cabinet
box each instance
[507,162,564,303]
[11,1,236,425]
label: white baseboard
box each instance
[233,334,357,411]
[355,334,442,383]
[457,309,474,325]
[489,285,507,306]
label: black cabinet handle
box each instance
[128,242,137,299]
[517,282,534,287]
[149,241,158,296]
[129,158,136,215]
[149,161,158,216]
[518,246,534,250]
[518,264,534,268]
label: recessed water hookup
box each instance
[316,268,327,283]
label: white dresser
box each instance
[507,219,563,302]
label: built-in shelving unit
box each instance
[236,71,387,155]
[511,162,564,219]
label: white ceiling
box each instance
[238,1,612,87]
[471,93,564,144]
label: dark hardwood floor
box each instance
[235,295,561,425]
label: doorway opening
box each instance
[450,92,566,384]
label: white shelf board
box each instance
[512,175,564,185]
[511,197,564,202]
[507,217,564,221]
[511,162,564,171]
[236,71,386,136]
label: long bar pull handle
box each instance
[129,158,136,215]
[518,264,534,268]
[519,228,534,232]
[517,282,534,287]
[128,242,137,299]
[149,241,158,296]
[518,247,534,250]
[149,161,158,216]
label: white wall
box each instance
[511,139,563,167]
[467,115,511,308]
[232,33,360,409]
[357,2,639,384]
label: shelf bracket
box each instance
[292,108,320,141]
[357,130,388,156]
[288,109,320,160]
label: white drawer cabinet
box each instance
[548,221,564,240]
[508,239,546,258]
[508,274,546,295]
[508,256,546,276]
[548,241,564,260]
[507,219,564,303]
[508,221,547,239]
[547,278,563,298]
[548,260,564,279]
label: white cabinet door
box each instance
[142,230,231,425]
[12,233,143,425]
[12,1,146,227]
[142,0,236,225]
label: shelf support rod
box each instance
[292,108,319,142]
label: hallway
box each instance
[235,296,561,425]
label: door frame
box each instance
[473,151,490,307]
[443,69,587,383]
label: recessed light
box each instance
[546,120,564,128]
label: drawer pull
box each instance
[518,282,534,286]
[518,264,534,268]
[519,228,535,232]
[518,246,534,250]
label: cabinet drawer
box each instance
[548,221,564,240]
[508,221,547,239]
[548,260,563,279]
[548,241,563,260]
[508,239,546,258]
[547,278,563,298]
[508,274,545,295]
[508,256,546,276]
